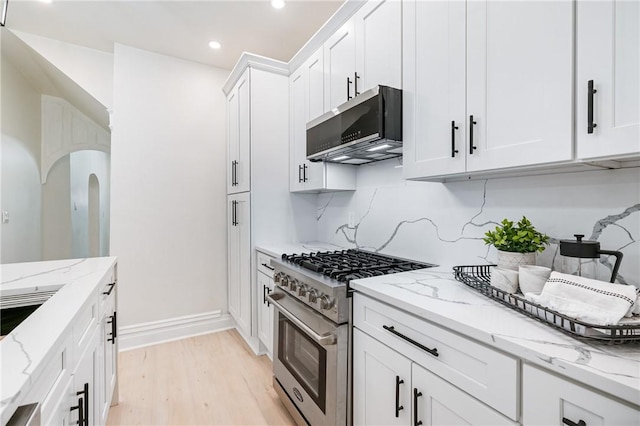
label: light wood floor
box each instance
[106,329,296,425]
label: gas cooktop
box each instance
[271,249,437,324]
[282,249,435,282]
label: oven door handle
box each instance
[267,293,337,346]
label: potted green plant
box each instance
[483,216,550,270]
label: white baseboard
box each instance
[118,310,236,351]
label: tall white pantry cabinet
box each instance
[224,59,290,352]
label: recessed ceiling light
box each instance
[271,0,285,9]
[208,41,221,50]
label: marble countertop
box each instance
[350,266,640,408]
[0,257,117,425]
[255,241,347,259]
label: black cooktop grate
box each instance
[282,249,436,283]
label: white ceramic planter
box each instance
[496,250,536,271]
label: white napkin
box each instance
[526,271,639,326]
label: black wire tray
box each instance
[453,265,640,344]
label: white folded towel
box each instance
[526,271,639,326]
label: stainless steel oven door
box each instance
[268,291,348,426]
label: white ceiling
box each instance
[4,0,345,71]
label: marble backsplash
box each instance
[316,161,640,286]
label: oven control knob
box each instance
[320,295,334,310]
[308,289,319,303]
[297,284,308,297]
[289,279,298,292]
[280,276,289,288]
[274,272,283,284]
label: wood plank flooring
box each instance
[106,329,295,425]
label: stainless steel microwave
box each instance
[306,85,402,165]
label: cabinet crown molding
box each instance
[222,53,289,95]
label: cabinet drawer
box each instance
[257,251,276,277]
[353,294,519,421]
[523,364,640,425]
[73,300,98,361]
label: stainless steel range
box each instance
[267,249,436,426]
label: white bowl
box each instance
[518,265,551,295]
[490,267,519,294]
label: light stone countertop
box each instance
[350,266,640,409]
[0,257,117,425]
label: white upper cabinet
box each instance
[576,0,640,160]
[227,69,251,194]
[290,48,357,193]
[466,0,573,172]
[402,0,466,179]
[354,0,403,93]
[324,18,357,110]
[404,0,574,180]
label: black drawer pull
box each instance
[261,262,275,271]
[70,397,84,426]
[563,418,586,426]
[383,325,438,357]
[413,388,423,426]
[587,80,597,134]
[102,281,116,296]
[395,375,404,418]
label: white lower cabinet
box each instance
[353,292,518,425]
[227,192,251,338]
[522,365,640,426]
[256,251,275,357]
[353,328,515,426]
[353,328,411,426]
[70,329,99,426]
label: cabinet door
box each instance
[576,0,640,160]
[100,294,117,424]
[290,67,308,192]
[523,365,640,426]
[227,193,251,335]
[303,48,327,190]
[355,0,402,93]
[466,0,573,172]
[353,329,411,426]
[257,272,274,356]
[227,69,251,194]
[72,334,98,426]
[412,364,516,426]
[43,377,74,426]
[324,18,356,111]
[402,0,466,179]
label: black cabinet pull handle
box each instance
[395,375,404,418]
[451,121,459,158]
[298,165,302,183]
[563,418,586,426]
[587,80,597,134]
[303,164,308,182]
[347,76,353,100]
[102,281,116,296]
[469,115,477,154]
[72,383,89,426]
[383,325,439,357]
[107,311,117,343]
[263,285,271,307]
[70,397,84,426]
[261,262,275,271]
[354,72,360,96]
[231,200,237,226]
[231,161,235,186]
[413,388,423,426]
[234,200,239,226]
